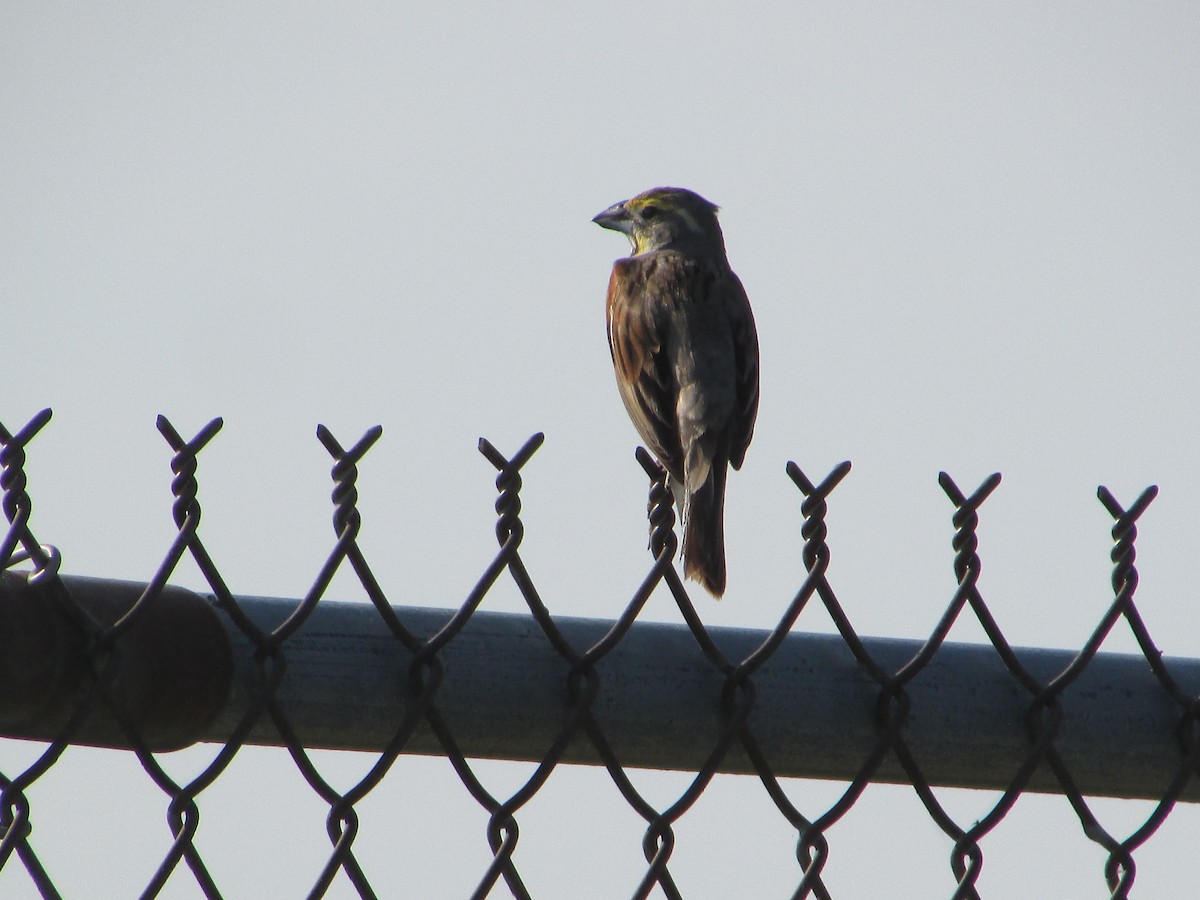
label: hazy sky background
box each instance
[3,4,1199,897]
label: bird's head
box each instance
[592,187,726,257]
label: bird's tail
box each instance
[681,462,728,598]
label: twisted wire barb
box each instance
[277,423,390,900]
[410,433,549,900]
[1020,485,1162,900]
[136,415,231,898]
[0,408,61,897]
[754,459,854,900]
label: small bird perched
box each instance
[593,187,759,597]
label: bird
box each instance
[593,187,759,597]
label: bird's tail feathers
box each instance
[681,462,728,598]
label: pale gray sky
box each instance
[3,4,1199,897]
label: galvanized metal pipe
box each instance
[2,574,1196,801]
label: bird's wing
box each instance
[721,271,759,471]
[606,257,684,477]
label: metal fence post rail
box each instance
[0,574,230,751]
[2,408,1197,900]
[0,573,1197,803]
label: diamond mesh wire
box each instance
[0,409,1192,899]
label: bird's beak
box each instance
[592,202,633,236]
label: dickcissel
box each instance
[593,187,759,597]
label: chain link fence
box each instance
[1,409,1195,899]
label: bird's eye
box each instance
[641,204,660,220]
